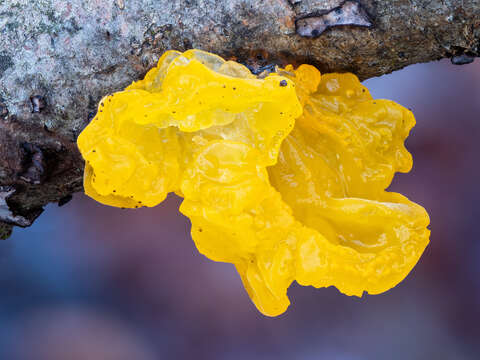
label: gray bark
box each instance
[1,0,479,238]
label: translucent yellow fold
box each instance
[77,50,430,316]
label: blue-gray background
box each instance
[1,59,479,360]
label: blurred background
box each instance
[1,59,479,360]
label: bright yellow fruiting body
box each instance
[77,50,430,316]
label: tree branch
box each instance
[0,0,479,238]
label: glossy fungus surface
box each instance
[77,50,430,316]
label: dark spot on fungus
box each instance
[296,0,372,38]
[280,80,288,87]
[233,87,236,90]
[58,194,73,207]
[30,95,47,113]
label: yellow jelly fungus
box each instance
[77,50,430,317]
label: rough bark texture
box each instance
[0,0,479,238]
